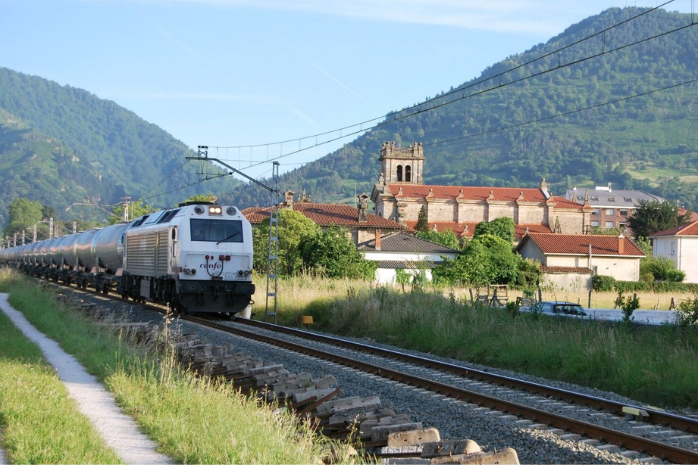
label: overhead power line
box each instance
[205,2,684,161]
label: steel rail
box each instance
[236,318,698,435]
[186,315,698,464]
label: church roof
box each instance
[384,184,549,202]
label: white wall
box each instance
[654,236,698,283]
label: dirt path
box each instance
[0,294,172,464]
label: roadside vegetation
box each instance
[0,269,355,464]
[263,275,698,410]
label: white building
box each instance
[650,219,698,283]
[357,231,459,285]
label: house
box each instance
[650,219,698,283]
[242,190,404,245]
[515,233,645,290]
[357,231,459,285]
[370,141,591,243]
[565,184,664,232]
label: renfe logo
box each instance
[200,262,223,269]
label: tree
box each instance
[109,199,154,225]
[434,234,521,287]
[415,205,429,233]
[415,229,460,250]
[300,226,376,279]
[252,209,319,277]
[182,194,217,204]
[473,217,515,243]
[627,200,691,240]
[6,198,43,237]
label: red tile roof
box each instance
[242,203,404,229]
[650,219,698,237]
[387,184,549,202]
[404,221,552,239]
[518,233,645,257]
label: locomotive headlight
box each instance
[226,207,237,216]
[194,206,205,215]
[209,206,222,215]
[237,270,244,276]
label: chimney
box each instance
[618,234,624,254]
[375,229,381,251]
[284,190,295,208]
[357,193,368,223]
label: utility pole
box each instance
[123,196,131,222]
[189,146,281,323]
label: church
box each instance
[370,141,592,241]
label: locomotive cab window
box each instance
[190,219,243,243]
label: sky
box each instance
[1,0,694,182]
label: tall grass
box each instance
[274,279,698,409]
[0,270,355,464]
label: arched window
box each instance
[405,165,412,182]
[397,165,403,182]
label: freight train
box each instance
[0,202,255,316]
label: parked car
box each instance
[525,301,587,316]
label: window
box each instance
[405,165,412,182]
[671,241,676,255]
[608,197,616,202]
[591,221,600,227]
[620,209,628,216]
[605,209,615,216]
[190,219,243,243]
[592,209,600,215]
[396,165,403,182]
[605,221,615,228]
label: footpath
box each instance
[0,294,172,465]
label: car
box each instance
[527,301,587,316]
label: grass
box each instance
[0,270,356,464]
[264,276,698,409]
[0,297,121,463]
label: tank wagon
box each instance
[0,202,255,315]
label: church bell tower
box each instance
[379,141,424,185]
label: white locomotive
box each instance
[0,202,255,315]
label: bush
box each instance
[592,275,616,292]
[677,296,698,327]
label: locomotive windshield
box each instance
[190,219,243,243]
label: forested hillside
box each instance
[1,6,696,229]
[224,7,698,211]
[0,68,233,227]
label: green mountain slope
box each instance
[0,108,113,226]
[0,68,234,226]
[223,7,698,210]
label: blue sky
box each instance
[1,0,694,181]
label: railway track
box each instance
[179,314,698,464]
[30,278,698,463]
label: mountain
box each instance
[1,7,696,228]
[223,7,698,211]
[0,67,234,227]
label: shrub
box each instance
[677,296,698,327]
[592,275,616,292]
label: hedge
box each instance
[592,277,698,293]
